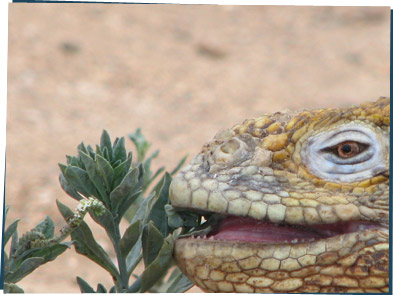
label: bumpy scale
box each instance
[169,97,389,293]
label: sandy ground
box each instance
[5,3,390,293]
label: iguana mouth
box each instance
[195,216,386,244]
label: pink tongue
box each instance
[209,216,378,243]
[211,217,321,243]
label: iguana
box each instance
[169,97,389,293]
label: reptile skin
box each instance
[169,97,390,293]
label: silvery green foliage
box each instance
[3,199,105,293]
[58,130,192,293]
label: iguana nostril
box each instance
[221,139,240,154]
[208,137,248,171]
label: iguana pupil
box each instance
[337,141,359,158]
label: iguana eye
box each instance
[337,142,359,158]
[327,141,368,159]
[301,123,388,183]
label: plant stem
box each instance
[113,223,129,292]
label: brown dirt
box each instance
[6,3,389,293]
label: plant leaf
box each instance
[166,268,194,293]
[4,252,9,274]
[113,156,132,186]
[129,128,151,162]
[79,152,108,205]
[24,243,69,263]
[34,216,54,239]
[59,171,83,201]
[142,222,164,267]
[112,159,121,169]
[56,200,120,281]
[5,257,44,283]
[96,283,107,293]
[77,142,89,155]
[102,147,110,163]
[5,205,10,220]
[63,165,97,198]
[165,204,185,228]
[100,130,113,162]
[4,283,25,293]
[109,167,139,215]
[10,230,19,258]
[112,137,127,163]
[77,276,96,293]
[4,219,19,246]
[125,238,142,275]
[117,189,142,221]
[148,166,165,186]
[71,226,119,280]
[139,235,174,292]
[109,286,116,293]
[146,173,172,236]
[86,145,96,159]
[141,149,160,191]
[88,207,116,244]
[119,220,141,258]
[129,191,155,225]
[95,144,103,158]
[152,266,193,293]
[69,155,81,167]
[96,154,114,193]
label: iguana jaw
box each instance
[173,224,389,293]
[198,216,387,244]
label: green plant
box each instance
[3,198,105,293]
[3,129,195,293]
[57,129,192,293]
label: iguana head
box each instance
[169,97,389,293]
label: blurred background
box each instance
[6,3,390,293]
